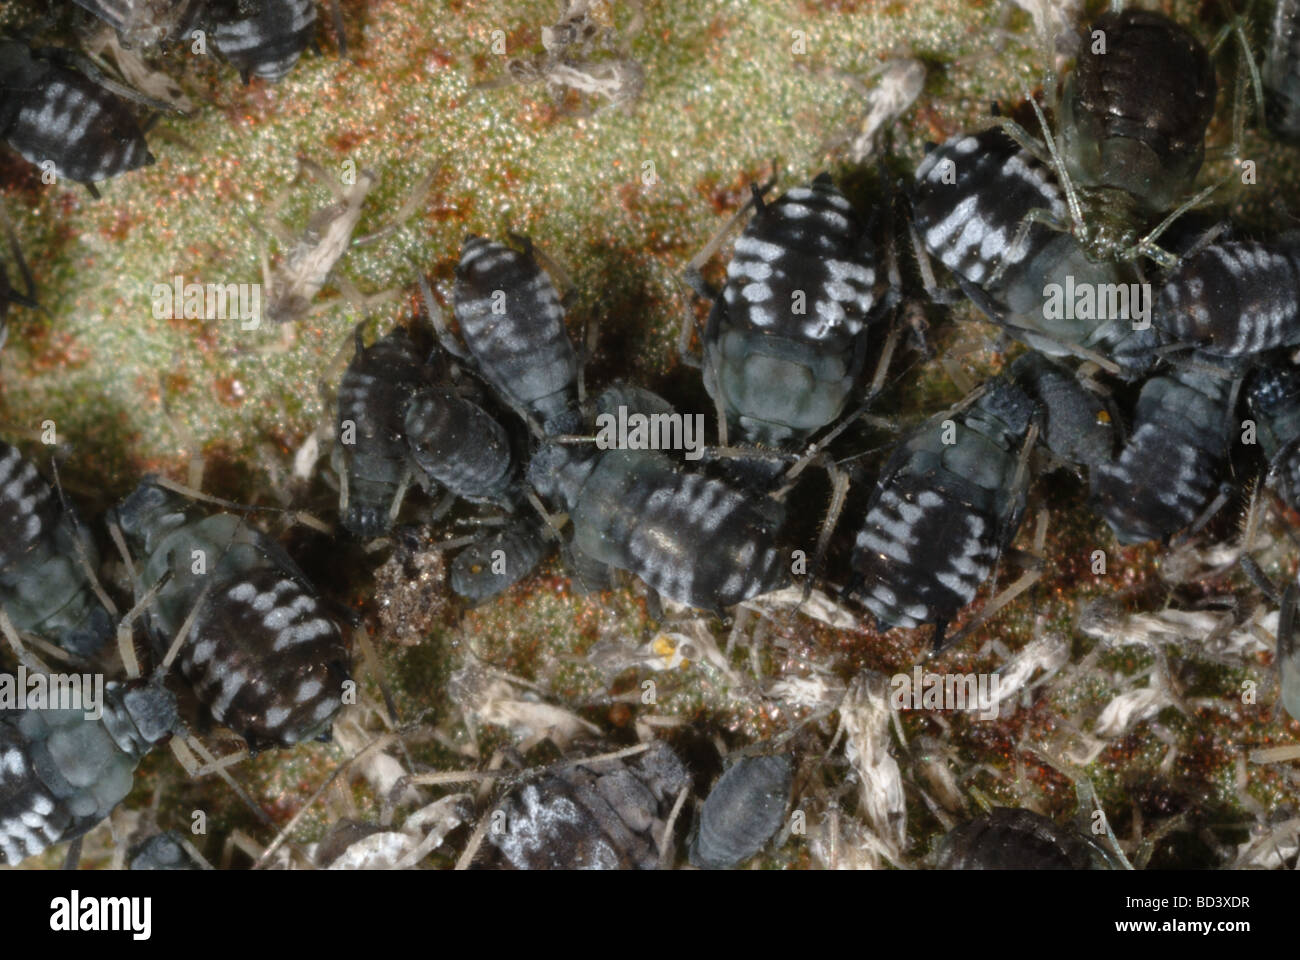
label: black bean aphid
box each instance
[699,174,880,451]
[212,0,317,83]
[1245,364,1300,510]
[932,807,1113,869]
[911,128,1153,372]
[1090,366,1232,544]
[403,384,518,506]
[0,40,154,192]
[336,325,431,539]
[1009,351,1115,469]
[850,379,1034,646]
[127,829,202,869]
[689,752,793,869]
[449,521,550,602]
[0,441,114,657]
[1154,239,1300,361]
[453,235,581,435]
[1265,0,1300,141]
[528,387,790,614]
[113,480,350,751]
[0,679,176,865]
[475,741,690,870]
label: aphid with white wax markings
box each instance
[528,385,790,614]
[0,679,177,866]
[112,479,350,751]
[932,807,1114,869]
[452,234,581,435]
[0,40,154,195]
[0,440,114,658]
[211,0,318,83]
[849,379,1035,648]
[335,324,432,539]
[691,173,881,457]
[1154,238,1300,363]
[910,127,1154,373]
[1090,364,1233,545]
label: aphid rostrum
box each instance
[452,235,581,435]
[689,753,793,869]
[0,41,154,194]
[850,379,1035,647]
[0,441,114,658]
[1090,365,1233,545]
[0,679,177,866]
[691,173,880,454]
[113,480,350,751]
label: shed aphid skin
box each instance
[1265,0,1300,141]
[849,379,1035,649]
[70,0,203,49]
[452,234,581,435]
[1008,351,1115,469]
[689,752,793,869]
[448,520,551,602]
[0,679,177,866]
[1154,238,1300,362]
[0,441,114,658]
[690,173,881,455]
[474,741,691,870]
[212,0,317,84]
[335,324,431,539]
[1245,364,1300,510]
[910,127,1153,373]
[931,807,1114,869]
[528,385,791,615]
[112,479,350,752]
[0,40,154,196]
[1090,365,1234,545]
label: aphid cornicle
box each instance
[453,235,581,435]
[932,807,1113,870]
[212,0,317,84]
[336,325,431,539]
[113,480,350,751]
[1246,364,1300,510]
[528,386,790,614]
[1057,9,1216,217]
[701,173,880,453]
[911,129,1154,372]
[475,741,690,870]
[1154,239,1300,361]
[849,379,1034,646]
[0,441,114,658]
[1090,366,1232,545]
[689,753,793,870]
[0,41,154,190]
[0,680,177,866]
[1264,0,1300,141]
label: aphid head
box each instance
[122,682,179,745]
[113,477,188,548]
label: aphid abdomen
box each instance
[851,381,1033,632]
[569,450,789,610]
[0,54,153,185]
[337,327,430,538]
[1090,368,1231,544]
[213,0,316,83]
[1058,9,1215,210]
[403,387,516,503]
[690,754,793,869]
[707,174,877,448]
[453,235,580,434]
[0,681,176,865]
[0,441,113,656]
[449,522,550,601]
[933,807,1113,869]
[183,566,350,749]
[1265,0,1300,141]
[1155,241,1300,358]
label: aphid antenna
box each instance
[352,165,437,248]
[46,454,121,623]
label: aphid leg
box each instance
[682,165,779,299]
[354,166,437,247]
[798,458,850,607]
[416,271,471,361]
[1122,182,1221,268]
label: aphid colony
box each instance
[11,1,1300,872]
